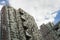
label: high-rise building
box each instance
[1,6,39,40]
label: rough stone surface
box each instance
[1,6,39,40]
[1,5,60,40]
[39,22,60,40]
[0,11,1,40]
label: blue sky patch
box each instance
[0,0,9,5]
[54,10,60,24]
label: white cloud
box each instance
[0,0,60,29]
[9,0,60,29]
[0,0,6,10]
[0,5,4,10]
[0,1,5,4]
[0,5,3,24]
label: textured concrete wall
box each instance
[0,11,1,40]
[1,6,39,40]
[39,22,60,40]
[1,5,60,40]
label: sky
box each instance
[0,0,60,29]
[54,10,60,24]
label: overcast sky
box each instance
[0,0,60,29]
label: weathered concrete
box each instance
[1,6,39,40]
